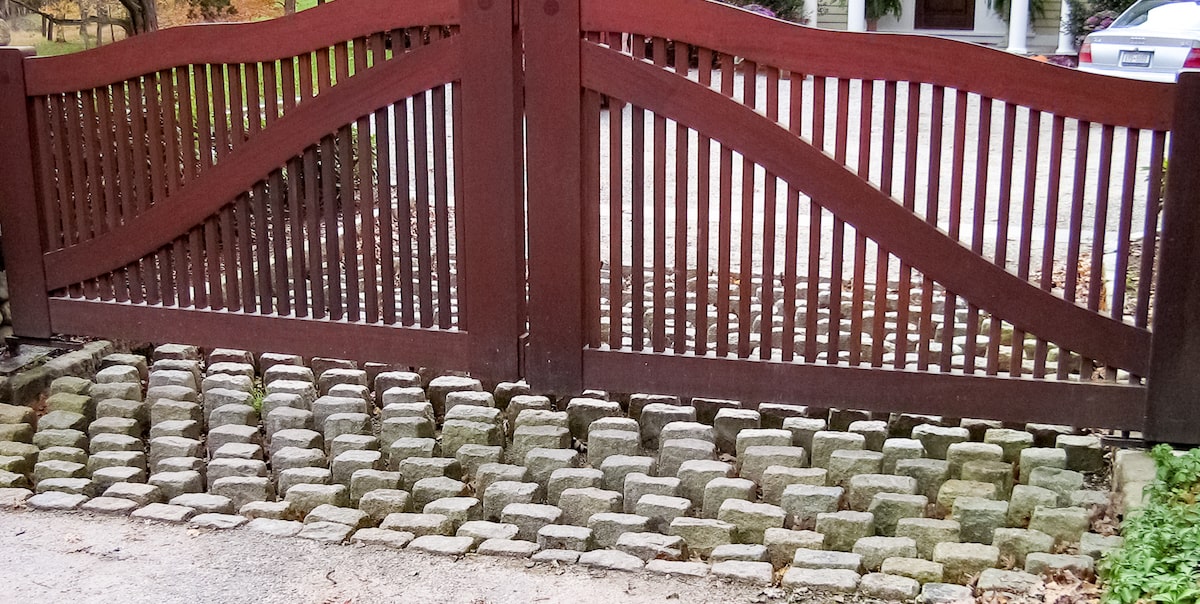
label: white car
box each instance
[1078,0,1200,82]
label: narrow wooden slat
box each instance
[583,82,603,347]
[940,89,968,371]
[263,172,283,314]
[715,54,734,358]
[782,71,804,363]
[432,77,452,329]
[220,203,240,310]
[337,124,356,320]
[205,217,222,309]
[1033,115,1066,378]
[1135,132,1166,328]
[263,60,280,125]
[395,95,415,325]
[1010,109,1042,376]
[918,86,944,370]
[1060,121,1090,379]
[371,34,395,324]
[1111,128,1140,322]
[212,64,231,160]
[413,89,434,327]
[827,77,850,365]
[354,37,379,324]
[694,47,713,354]
[849,79,873,366]
[985,102,1017,375]
[281,57,297,113]
[630,40,648,351]
[608,93,625,349]
[804,76,827,363]
[238,188,258,312]
[1083,125,1115,377]
[78,90,107,299]
[144,73,170,305]
[287,157,306,316]
[306,145,326,318]
[128,80,156,302]
[894,82,921,370]
[32,98,61,254]
[872,81,898,367]
[192,65,214,170]
[321,135,340,319]
[649,37,668,353]
[246,62,263,137]
[95,88,127,301]
[759,66,780,360]
[736,58,757,359]
[965,95,994,374]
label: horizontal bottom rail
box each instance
[48,298,470,367]
[582,348,1148,430]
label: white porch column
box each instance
[848,0,867,32]
[806,0,820,27]
[1006,0,1031,53]
[1056,0,1076,54]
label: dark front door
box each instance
[915,0,975,29]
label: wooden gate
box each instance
[2,0,1199,441]
[0,0,525,382]
[520,0,1200,442]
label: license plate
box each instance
[1120,50,1153,67]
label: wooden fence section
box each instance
[0,0,526,381]
[2,0,1199,441]
[523,0,1200,440]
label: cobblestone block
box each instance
[482,481,541,521]
[984,428,1034,463]
[411,476,469,511]
[946,442,1004,478]
[896,518,961,560]
[740,446,807,484]
[860,573,921,600]
[761,466,827,505]
[783,417,827,453]
[424,496,481,531]
[933,542,1000,584]
[895,458,951,500]
[849,420,889,451]
[1018,448,1068,484]
[387,438,437,467]
[952,496,1008,545]
[881,556,944,583]
[659,421,715,444]
[1055,435,1103,473]
[714,408,762,455]
[854,536,918,572]
[781,484,843,527]
[992,527,1055,567]
[668,516,736,557]
[457,520,520,547]
[587,512,651,548]
[349,469,401,503]
[718,499,787,544]
[1029,467,1085,506]
[811,431,868,470]
[847,474,918,512]
[936,479,997,512]
[781,568,860,593]
[640,404,696,450]
[659,439,717,478]
[1007,484,1059,527]
[559,486,622,525]
[566,398,622,442]
[622,473,678,512]
[33,429,87,450]
[1026,552,1095,579]
[358,489,411,522]
[617,532,687,561]
[815,510,875,552]
[599,455,654,492]
[502,503,563,541]
[702,477,756,519]
[546,468,603,505]
[912,425,970,460]
[380,512,455,537]
[676,459,733,505]
[1028,506,1090,545]
[588,430,641,468]
[763,527,823,568]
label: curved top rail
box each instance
[25,0,458,96]
[580,40,1152,373]
[582,0,1174,131]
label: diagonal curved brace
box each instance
[43,37,462,292]
[580,40,1151,375]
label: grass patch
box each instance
[1100,444,1200,604]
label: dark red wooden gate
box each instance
[0,0,525,382]
[2,0,1198,442]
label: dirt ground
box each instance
[0,508,776,604]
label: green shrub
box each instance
[1100,445,1200,604]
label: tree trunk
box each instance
[285,0,296,14]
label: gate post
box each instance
[0,48,52,339]
[1145,71,1200,445]
[521,0,585,393]
[459,0,526,382]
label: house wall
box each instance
[814,0,1068,52]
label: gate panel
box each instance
[3,0,523,379]
[526,0,1177,431]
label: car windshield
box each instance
[1112,0,1200,29]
